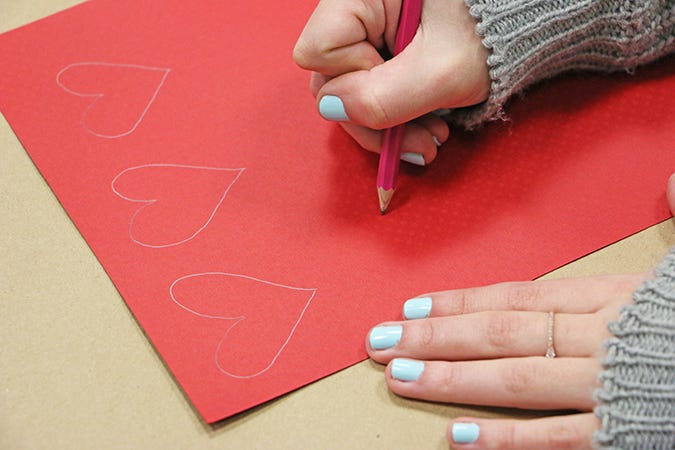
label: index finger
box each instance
[293,0,399,76]
[403,274,647,318]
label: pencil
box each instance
[376,0,424,214]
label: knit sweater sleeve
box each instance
[450,0,675,128]
[593,248,675,449]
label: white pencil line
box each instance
[111,164,245,248]
[56,62,170,138]
[169,272,317,379]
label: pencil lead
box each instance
[377,187,394,214]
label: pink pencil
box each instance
[376,0,423,214]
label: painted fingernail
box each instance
[403,297,432,320]
[432,135,442,147]
[319,95,349,121]
[452,423,480,444]
[391,358,424,381]
[400,152,425,166]
[369,325,402,350]
[432,108,451,116]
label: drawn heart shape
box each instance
[112,164,245,248]
[169,272,317,378]
[56,62,170,138]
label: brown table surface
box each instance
[2,2,673,448]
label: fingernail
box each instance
[391,358,424,381]
[403,297,432,320]
[369,325,402,350]
[319,95,349,121]
[432,135,442,147]
[400,152,425,166]
[452,423,480,444]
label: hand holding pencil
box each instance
[293,0,491,208]
[376,0,423,213]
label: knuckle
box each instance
[361,95,390,129]
[493,421,518,449]
[418,319,436,348]
[359,69,391,129]
[505,421,519,449]
[293,37,334,72]
[455,289,471,314]
[588,313,613,344]
[546,423,584,449]
[502,282,544,311]
[485,313,517,351]
[443,289,470,316]
[494,420,584,450]
[440,363,461,396]
[502,362,536,395]
[292,40,315,70]
[606,274,643,302]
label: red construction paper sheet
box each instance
[1,0,673,423]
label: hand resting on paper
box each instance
[293,0,490,166]
[294,2,675,445]
[366,174,675,450]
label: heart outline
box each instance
[56,62,171,138]
[169,272,317,379]
[111,163,245,248]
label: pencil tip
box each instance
[377,187,395,214]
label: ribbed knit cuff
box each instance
[593,248,675,450]
[450,0,675,129]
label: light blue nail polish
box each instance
[403,297,432,320]
[319,95,349,121]
[400,152,425,166]
[369,325,402,350]
[452,423,480,444]
[391,358,424,381]
[432,108,451,116]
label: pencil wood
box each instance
[376,124,404,213]
[377,187,395,214]
[375,0,423,213]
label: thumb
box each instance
[314,0,490,129]
[315,41,444,130]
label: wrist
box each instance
[452,0,675,128]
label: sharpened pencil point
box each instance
[378,187,395,214]
[375,0,421,215]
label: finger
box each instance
[447,414,599,450]
[293,0,395,76]
[339,117,446,164]
[406,274,647,318]
[314,0,490,129]
[414,113,450,146]
[386,357,599,411]
[310,72,451,151]
[309,72,331,98]
[367,311,609,362]
[315,48,448,129]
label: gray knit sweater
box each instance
[452,0,675,128]
[594,248,675,449]
[454,2,675,448]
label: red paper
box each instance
[0,0,673,423]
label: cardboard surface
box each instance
[2,1,674,448]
